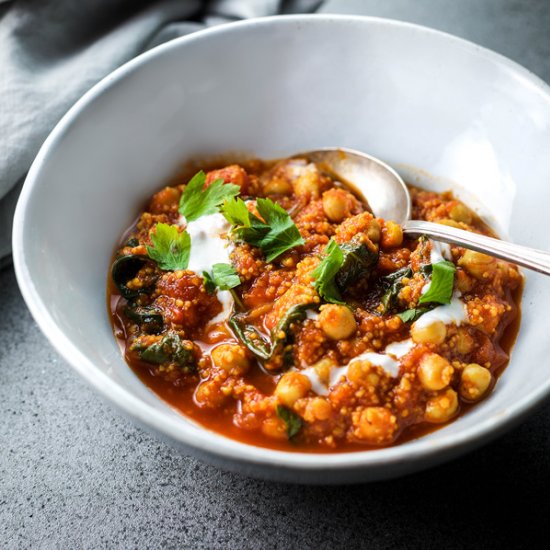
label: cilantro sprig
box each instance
[146,223,191,271]
[397,307,431,323]
[310,238,378,305]
[221,197,304,262]
[310,239,345,304]
[179,171,240,222]
[203,263,241,293]
[418,260,456,305]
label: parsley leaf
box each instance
[202,271,217,294]
[220,197,251,227]
[276,405,303,439]
[179,171,240,222]
[146,223,190,271]
[311,238,378,305]
[311,239,345,304]
[221,197,304,262]
[203,263,241,291]
[418,260,456,305]
[397,307,431,323]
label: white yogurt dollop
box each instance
[180,212,235,324]
[414,294,468,330]
[298,339,415,396]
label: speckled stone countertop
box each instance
[2,1,550,548]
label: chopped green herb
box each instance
[146,223,191,271]
[220,196,251,227]
[202,264,241,294]
[276,405,303,439]
[311,239,345,304]
[418,260,456,305]
[221,197,304,262]
[202,271,217,294]
[179,171,240,222]
[311,238,378,305]
[211,263,241,290]
[397,307,431,323]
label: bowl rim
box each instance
[12,13,550,472]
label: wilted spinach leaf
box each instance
[276,405,303,439]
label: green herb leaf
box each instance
[211,263,241,290]
[397,307,431,323]
[220,197,251,227]
[276,405,303,439]
[418,260,456,305]
[311,238,378,305]
[203,264,240,295]
[311,239,345,304]
[146,223,191,271]
[254,199,305,261]
[202,271,217,294]
[221,197,304,262]
[179,171,240,222]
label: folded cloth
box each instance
[0,0,322,267]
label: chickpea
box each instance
[312,357,337,385]
[352,407,398,445]
[318,304,357,340]
[322,189,351,222]
[437,219,462,229]
[347,360,380,387]
[261,416,288,440]
[425,388,459,423]
[194,381,227,408]
[293,168,321,198]
[367,219,381,243]
[458,250,496,280]
[456,269,474,293]
[449,203,473,224]
[411,319,447,345]
[264,178,293,195]
[455,328,474,355]
[275,372,311,407]
[303,397,333,421]
[460,363,492,401]
[381,221,404,249]
[418,353,454,391]
[210,344,251,376]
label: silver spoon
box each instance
[300,147,550,275]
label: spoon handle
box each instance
[403,220,550,276]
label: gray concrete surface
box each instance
[2,1,550,548]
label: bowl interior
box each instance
[14,15,550,480]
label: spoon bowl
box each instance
[300,147,412,224]
[301,147,550,276]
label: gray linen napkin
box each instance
[0,0,322,268]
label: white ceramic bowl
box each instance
[13,15,550,484]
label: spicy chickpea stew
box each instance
[109,157,522,452]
